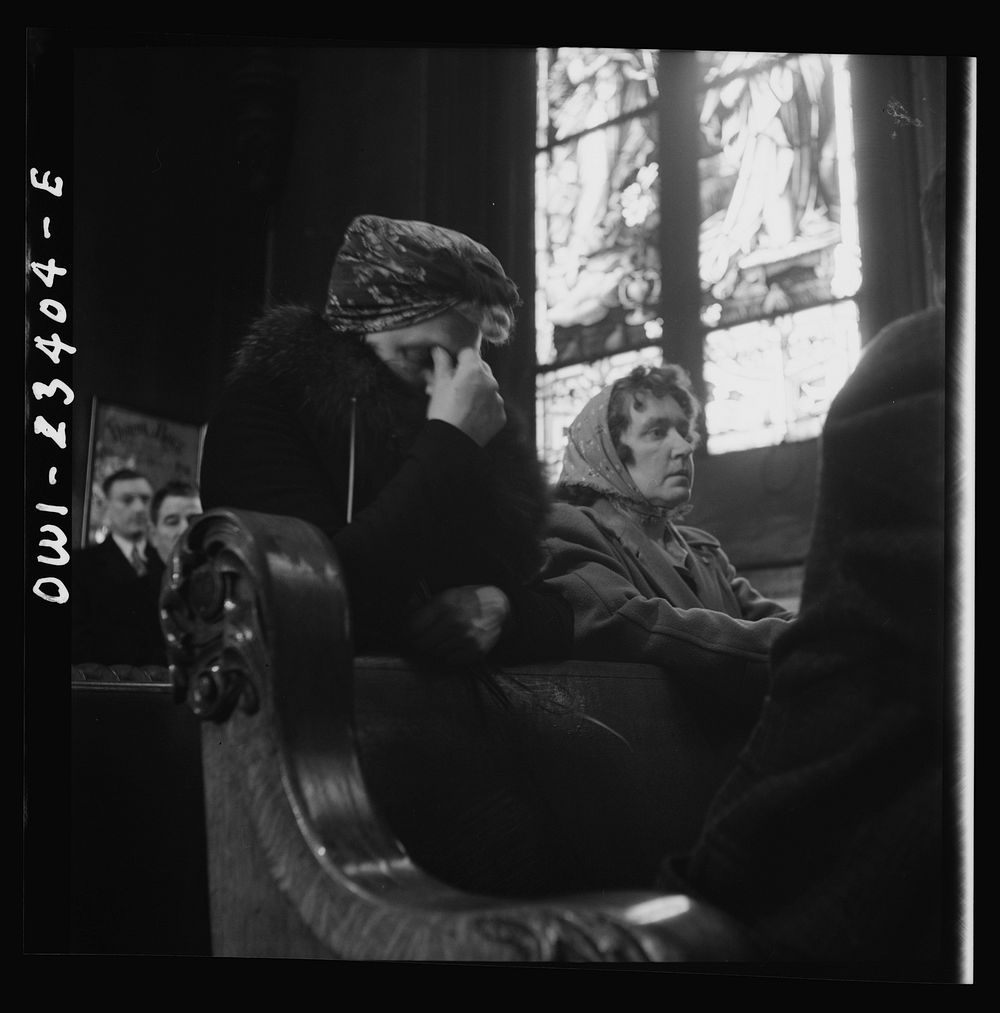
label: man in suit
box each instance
[71,468,167,666]
[148,480,202,565]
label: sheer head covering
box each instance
[557,386,671,523]
[322,214,520,334]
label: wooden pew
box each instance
[161,508,761,962]
[70,663,212,955]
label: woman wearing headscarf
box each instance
[541,363,794,707]
[200,214,572,665]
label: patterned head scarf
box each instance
[557,385,669,522]
[323,214,520,334]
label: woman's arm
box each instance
[201,389,495,650]
[541,510,790,708]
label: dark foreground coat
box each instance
[665,307,949,964]
[200,305,572,661]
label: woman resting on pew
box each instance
[540,363,796,713]
[200,214,572,667]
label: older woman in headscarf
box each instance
[540,363,794,707]
[200,214,572,665]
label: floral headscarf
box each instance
[557,385,670,522]
[323,214,520,334]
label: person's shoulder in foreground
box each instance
[658,162,953,966]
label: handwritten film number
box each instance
[30,169,72,604]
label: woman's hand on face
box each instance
[405,585,510,666]
[426,346,506,446]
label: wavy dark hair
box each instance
[607,364,702,465]
[101,467,150,498]
[150,480,201,525]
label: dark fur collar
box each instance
[229,304,425,439]
[226,304,553,580]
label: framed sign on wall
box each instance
[82,398,206,546]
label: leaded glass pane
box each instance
[541,48,658,145]
[696,51,788,81]
[703,300,861,454]
[535,50,863,462]
[536,347,663,483]
[535,114,660,368]
[697,53,860,329]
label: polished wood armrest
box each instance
[161,508,758,962]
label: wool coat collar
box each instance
[587,496,731,611]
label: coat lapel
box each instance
[590,499,706,608]
[673,528,732,612]
[99,537,137,581]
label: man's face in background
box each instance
[150,493,203,561]
[103,477,153,541]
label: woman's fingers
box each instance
[430,344,455,377]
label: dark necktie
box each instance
[130,544,147,576]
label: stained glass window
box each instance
[536,346,663,480]
[703,301,862,454]
[695,52,862,451]
[535,49,863,475]
[535,48,662,372]
[540,48,659,146]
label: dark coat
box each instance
[200,305,572,660]
[542,498,793,711]
[671,307,948,962]
[71,539,167,666]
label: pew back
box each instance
[70,666,211,955]
[354,656,755,897]
[165,508,759,962]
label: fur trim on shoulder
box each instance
[226,302,554,581]
[227,303,425,437]
[480,406,553,577]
